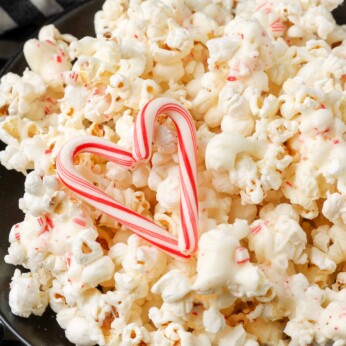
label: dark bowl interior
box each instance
[0,1,345,345]
[333,2,346,25]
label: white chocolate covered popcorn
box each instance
[249,203,307,269]
[1,0,346,345]
[193,220,272,300]
[9,269,48,318]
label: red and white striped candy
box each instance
[57,97,198,260]
[73,216,87,228]
[270,19,285,34]
[235,246,250,264]
[133,97,198,254]
[250,220,269,234]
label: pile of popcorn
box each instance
[1,0,346,344]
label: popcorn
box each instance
[149,270,194,326]
[156,174,181,209]
[192,220,272,299]
[0,144,31,173]
[203,306,226,333]
[4,241,25,266]
[318,302,346,344]
[24,38,72,87]
[152,270,191,303]
[72,228,103,265]
[150,327,211,346]
[121,323,150,345]
[2,0,346,345]
[20,171,64,217]
[64,315,103,346]
[217,325,259,346]
[309,246,336,273]
[81,256,115,287]
[0,70,47,120]
[9,269,48,318]
[205,133,260,172]
[312,224,346,265]
[206,37,239,69]
[249,203,307,270]
[218,85,255,136]
[49,280,67,313]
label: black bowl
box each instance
[333,1,346,25]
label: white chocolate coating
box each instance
[1,0,346,345]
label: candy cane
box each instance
[133,97,198,255]
[57,98,198,259]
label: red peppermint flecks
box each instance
[227,76,237,82]
[69,72,78,82]
[46,97,56,104]
[38,215,54,235]
[46,215,54,229]
[66,257,71,267]
[285,181,294,188]
[44,106,51,115]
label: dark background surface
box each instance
[0,1,345,345]
[333,2,346,25]
[0,0,91,69]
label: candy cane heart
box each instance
[56,98,199,259]
[133,97,199,255]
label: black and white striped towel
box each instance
[0,0,88,70]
